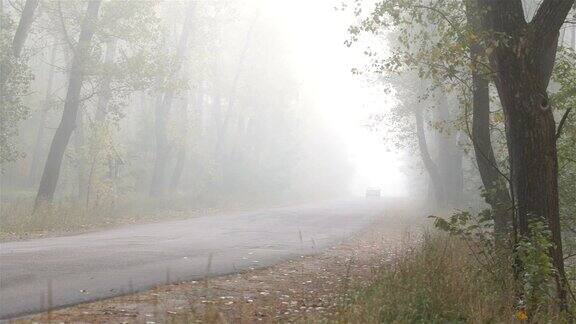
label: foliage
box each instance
[429,209,501,276]
[329,234,519,323]
[327,233,575,323]
[516,220,555,313]
[431,210,567,316]
[553,45,576,298]
[0,6,34,164]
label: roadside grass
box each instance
[0,195,224,241]
[322,233,574,324]
[0,192,320,241]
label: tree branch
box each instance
[532,0,575,37]
[556,106,573,140]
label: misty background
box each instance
[0,0,411,226]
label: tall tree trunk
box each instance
[94,39,117,182]
[434,92,463,206]
[169,94,190,193]
[11,0,39,57]
[414,106,445,208]
[478,0,574,308]
[35,0,101,207]
[466,0,512,236]
[216,12,258,163]
[169,145,186,193]
[149,1,194,197]
[28,43,57,186]
[74,111,88,199]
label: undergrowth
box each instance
[326,233,573,323]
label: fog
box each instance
[2,0,576,321]
[1,0,409,216]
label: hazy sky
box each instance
[260,0,408,196]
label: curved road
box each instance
[0,199,386,320]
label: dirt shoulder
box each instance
[13,201,425,324]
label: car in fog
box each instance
[365,188,381,198]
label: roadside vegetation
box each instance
[329,233,574,323]
[0,193,314,240]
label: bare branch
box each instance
[556,106,573,140]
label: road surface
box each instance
[0,199,386,320]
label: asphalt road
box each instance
[0,199,387,320]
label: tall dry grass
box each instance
[325,233,573,324]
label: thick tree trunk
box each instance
[477,0,574,307]
[414,106,445,208]
[466,0,512,236]
[496,62,567,307]
[35,0,101,207]
[28,43,57,186]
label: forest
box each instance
[1,0,576,322]
[1,0,353,236]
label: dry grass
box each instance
[0,195,234,241]
[0,192,319,241]
[323,233,575,324]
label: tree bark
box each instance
[470,68,512,235]
[466,0,512,236]
[478,0,574,308]
[35,0,101,207]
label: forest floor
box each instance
[13,200,425,324]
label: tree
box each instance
[0,0,39,163]
[415,103,446,207]
[149,1,195,197]
[0,0,38,85]
[466,0,512,236]
[28,42,58,186]
[35,0,102,207]
[476,0,575,307]
[348,0,512,229]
